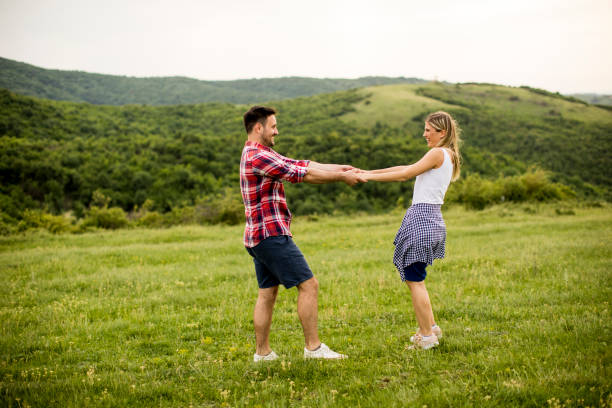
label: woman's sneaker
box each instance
[407,334,439,350]
[304,343,347,359]
[253,350,279,362]
[410,325,443,343]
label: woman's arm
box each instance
[367,166,406,174]
[363,148,445,182]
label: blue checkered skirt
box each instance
[393,203,446,276]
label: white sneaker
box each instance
[410,325,443,343]
[407,334,439,350]
[303,343,347,359]
[253,350,279,362]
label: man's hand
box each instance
[338,164,356,172]
[342,169,368,186]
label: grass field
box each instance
[1,203,610,407]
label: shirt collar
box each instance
[245,140,271,152]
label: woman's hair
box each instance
[425,111,462,181]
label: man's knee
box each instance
[298,277,318,294]
[258,286,279,302]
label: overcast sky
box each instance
[1,0,610,94]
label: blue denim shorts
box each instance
[402,262,427,282]
[245,235,314,289]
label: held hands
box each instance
[335,163,413,184]
[340,166,368,186]
[343,166,382,183]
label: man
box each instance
[240,105,365,362]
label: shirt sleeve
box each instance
[277,153,310,169]
[250,151,309,184]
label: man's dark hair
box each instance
[243,106,276,134]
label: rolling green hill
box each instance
[3,57,610,108]
[0,57,425,105]
[341,83,612,188]
[570,93,612,107]
[1,81,610,232]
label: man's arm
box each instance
[251,151,362,185]
[308,161,355,172]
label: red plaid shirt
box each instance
[240,141,310,247]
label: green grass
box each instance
[1,204,610,407]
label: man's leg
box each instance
[406,281,435,336]
[297,277,321,351]
[253,285,278,356]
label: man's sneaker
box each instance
[304,343,347,359]
[253,350,279,362]
[410,325,443,343]
[407,334,439,350]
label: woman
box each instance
[362,111,461,350]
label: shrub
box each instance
[17,209,71,234]
[521,170,549,199]
[82,206,128,229]
[447,169,575,210]
[165,206,196,226]
[130,199,167,228]
[449,174,501,210]
[500,177,527,202]
[135,211,165,228]
[0,211,18,235]
[192,188,244,225]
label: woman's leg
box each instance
[406,281,435,336]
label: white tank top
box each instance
[412,149,453,204]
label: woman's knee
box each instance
[405,280,426,290]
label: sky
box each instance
[1,0,611,94]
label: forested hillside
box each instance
[1,81,610,233]
[0,57,425,105]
